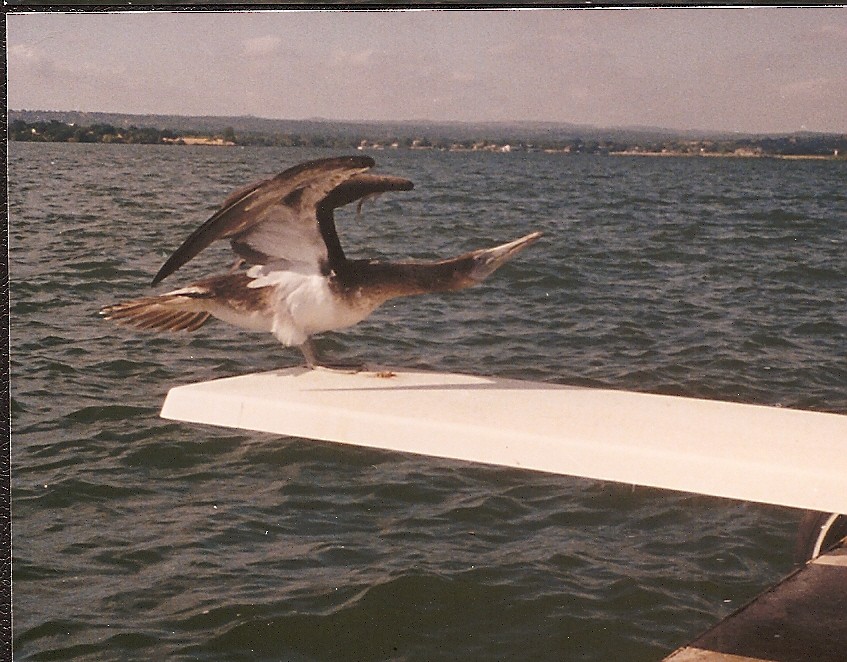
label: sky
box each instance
[7,8,847,134]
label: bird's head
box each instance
[459,231,543,286]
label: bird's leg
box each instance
[298,338,365,373]
[228,258,246,274]
[299,338,320,369]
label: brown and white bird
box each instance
[101,155,541,368]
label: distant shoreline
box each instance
[608,150,844,161]
[162,136,236,146]
[9,114,846,160]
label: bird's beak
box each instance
[467,231,543,283]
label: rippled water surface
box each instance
[10,143,847,660]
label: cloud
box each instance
[780,76,831,98]
[8,43,42,60]
[330,48,378,67]
[813,23,847,40]
[243,35,282,57]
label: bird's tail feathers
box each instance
[100,292,211,332]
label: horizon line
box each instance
[9,108,846,138]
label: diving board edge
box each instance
[160,367,847,514]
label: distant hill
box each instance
[8,109,732,144]
[9,109,845,158]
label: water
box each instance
[10,142,846,660]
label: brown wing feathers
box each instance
[317,172,415,271]
[151,155,380,285]
[319,173,414,211]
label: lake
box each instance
[9,142,846,660]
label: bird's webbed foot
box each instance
[298,339,366,373]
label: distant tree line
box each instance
[9,119,184,144]
[9,118,846,157]
[8,118,369,148]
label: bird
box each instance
[101,155,542,368]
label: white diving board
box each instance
[160,367,847,514]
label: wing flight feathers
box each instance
[151,155,377,285]
[315,173,415,271]
[320,174,415,211]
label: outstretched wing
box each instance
[230,170,415,278]
[314,173,416,271]
[152,155,411,285]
